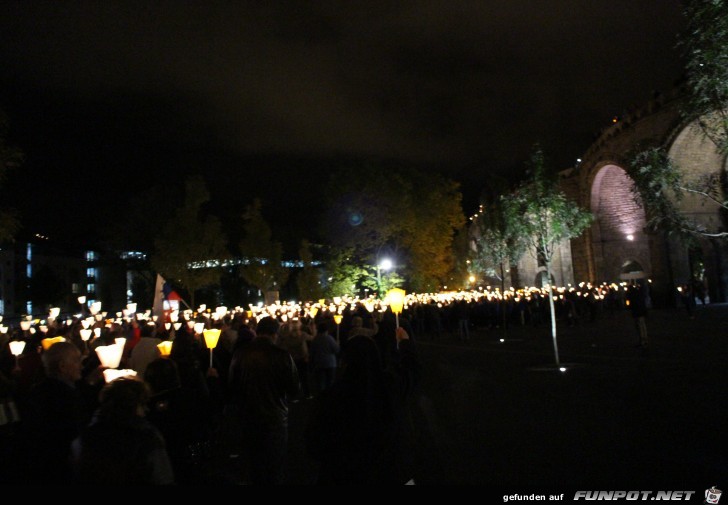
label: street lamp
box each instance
[376,258,393,297]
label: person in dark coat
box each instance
[70,377,174,484]
[627,280,649,348]
[307,327,419,484]
[227,316,300,484]
[20,341,92,482]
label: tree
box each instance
[630,1,728,238]
[238,199,289,303]
[324,163,464,293]
[473,186,529,294]
[503,148,592,365]
[321,247,369,299]
[151,176,229,308]
[296,239,323,301]
[0,110,21,242]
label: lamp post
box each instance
[376,258,393,298]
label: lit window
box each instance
[85,251,97,261]
[26,264,32,278]
[87,283,96,293]
[86,267,97,278]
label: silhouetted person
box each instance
[71,377,174,484]
[307,328,419,484]
[227,317,300,484]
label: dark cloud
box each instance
[0,0,686,241]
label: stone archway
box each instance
[664,121,728,302]
[589,164,651,282]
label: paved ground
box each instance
[286,303,728,487]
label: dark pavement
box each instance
[286,303,728,487]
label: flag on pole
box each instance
[152,274,185,321]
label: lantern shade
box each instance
[95,343,124,368]
[309,307,318,319]
[203,329,221,349]
[19,320,31,331]
[102,369,137,383]
[386,288,406,314]
[77,295,86,304]
[173,323,182,331]
[194,322,205,334]
[157,340,173,357]
[48,307,60,319]
[79,329,92,341]
[333,314,343,325]
[9,340,26,356]
[41,336,66,350]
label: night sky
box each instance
[0,1,686,250]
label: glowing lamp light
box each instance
[333,314,343,325]
[386,288,406,327]
[194,322,205,334]
[102,369,137,383]
[203,329,221,349]
[309,307,318,319]
[93,327,102,338]
[19,320,31,331]
[559,367,567,373]
[48,307,60,319]
[0,325,8,334]
[468,275,476,283]
[164,323,171,331]
[89,301,102,315]
[77,295,86,305]
[626,234,634,241]
[41,336,66,351]
[79,329,92,341]
[500,339,505,343]
[157,340,173,357]
[173,323,182,331]
[126,303,137,313]
[9,340,26,356]
[95,343,124,368]
[203,328,221,368]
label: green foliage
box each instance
[0,111,21,242]
[296,239,323,301]
[503,149,592,266]
[627,3,728,239]
[682,0,728,153]
[322,247,369,299]
[238,199,289,294]
[324,164,464,292]
[151,176,229,307]
[473,192,529,287]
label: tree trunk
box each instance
[546,262,560,366]
[501,261,508,334]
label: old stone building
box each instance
[574,90,726,305]
[511,88,728,306]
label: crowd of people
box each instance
[0,303,421,484]
[0,280,701,484]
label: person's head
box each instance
[42,341,83,382]
[351,316,363,328]
[316,322,329,335]
[140,323,156,339]
[144,357,181,394]
[98,377,150,419]
[256,317,279,339]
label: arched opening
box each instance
[534,270,555,287]
[619,259,645,280]
[590,164,651,282]
[667,121,728,302]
